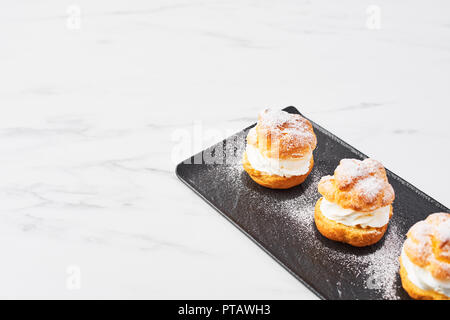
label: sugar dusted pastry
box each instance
[400,213,450,300]
[242,109,317,189]
[314,158,395,247]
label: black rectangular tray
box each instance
[176,106,448,300]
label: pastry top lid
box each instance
[318,158,395,212]
[249,109,317,160]
[404,213,450,281]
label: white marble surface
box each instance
[0,0,449,299]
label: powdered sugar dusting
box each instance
[257,109,317,152]
[355,176,384,202]
[408,213,450,260]
[259,108,296,129]
[186,129,407,299]
[436,220,450,244]
[360,224,403,299]
[406,221,433,260]
[383,187,394,203]
[404,214,450,277]
[409,220,433,243]
[335,158,382,188]
[333,158,394,207]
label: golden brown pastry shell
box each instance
[403,213,450,281]
[253,111,317,160]
[399,256,449,300]
[314,197,392,247]
[318,159,395,212]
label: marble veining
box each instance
[0,0,448,299]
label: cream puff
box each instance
[242,109,317,189]
[400,212,450,300]
[314,158,395,247]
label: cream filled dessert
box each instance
[400,212,450,300]
[245,127,312,177]
[242,109,317,189]
[401,247,450,297]
[314,158,395,247]
[320,198,390,228]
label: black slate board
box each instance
[176,106,448,300]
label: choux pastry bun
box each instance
[242,109,317,189]
[314,158,395,247]
[400,212,450,300]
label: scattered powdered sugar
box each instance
[257,109,316,152]
[435,218,450,259]
[407,220,433,259]
[259,108,297,129]
[335,159,382,183]
[275,169,323,224]
[334,158,394,205]
[409,220,432,244]
[288,199,403,300]
[436,220,450,243]
[383,187,395,203]
[335,159,376,188]
[354,176,384,202]
[409,214,450,259]
[405,214,450,273]
[359,224,403,300]
[190,130,405,299]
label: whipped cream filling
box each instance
[401,247,450,297]
[320,198,390,228]
[245,144,312,177]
